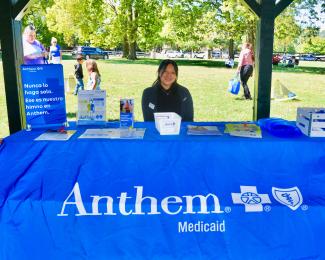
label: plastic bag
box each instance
[228,74,240,95]
[257,118,302,138]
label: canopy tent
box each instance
[0,0,295,134]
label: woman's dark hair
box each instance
[152,59,178,87]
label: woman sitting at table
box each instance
[142,59,194,121]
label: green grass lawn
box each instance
[0,58,325,137]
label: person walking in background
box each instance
[85,59,101,90]
[48,37,62,64]
[237,43,254,100]
[22,25,47,65]
[73,55,84,95]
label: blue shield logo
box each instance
[272,187,303,211]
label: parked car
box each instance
[193,51,206,59]
[72,46,109,60]
[299,54,318,61]
[166,50,184,58]
[183,52,192,59]
[211,51,221,59]
[115,51,123,56]
[136,51,150,57]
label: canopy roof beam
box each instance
[12,0,36,21]
[274,0,294,17]
[242,0,261,17]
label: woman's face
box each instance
[26,31,36,44]
[160,64,177,90]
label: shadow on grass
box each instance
[40,55,325,75]
[271,98,302,102]
[233,97,303,102]
[234,96,250,101]
[105,58,325,74]
[273,65,325,75]
[103,58,228,68]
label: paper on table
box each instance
[187,125,222,135]
[34,130,76,141]
[78,128,146,139]
[225,124,262,138]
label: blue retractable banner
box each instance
[21,64,67,129]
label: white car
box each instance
[166,50,184,58]
[193,52,207,59]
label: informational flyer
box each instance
[120,99,134,128]
[77,90,106,125]
[21,64,67,129]
[225,123,262,138]
[34,130,76,141]
[78,128,146,139]
[187,125,222,135]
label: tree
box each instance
[274,9,302,53]
[218,0,257,58]
[97,0,163,59]
[161,0,224,52]
[46,0,108,47]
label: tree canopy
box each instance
[22,0,325,59]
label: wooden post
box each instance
[253,0,275,120]
[0,0,25,133]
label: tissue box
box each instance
[154,112,181,135]
[296,107,325,137]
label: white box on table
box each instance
[154,112,181,135]
[296,107,325,137]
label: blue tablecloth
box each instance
[0,122,325,259]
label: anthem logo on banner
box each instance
[58,184,307,218]
[231,186,271,212]
[272,187,303,211]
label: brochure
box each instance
[225,123,262,138]
[34,130,76,141]
[77,90,106,125]
[187,125,222,135]
[78,128,146,139]
[120,99,134,128]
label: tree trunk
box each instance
[128,42,137,60]
[122,35,129,58]
[229,39,234,59]
[247,24,256,52]
[207,49,212,59]
[127,3,137,60]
